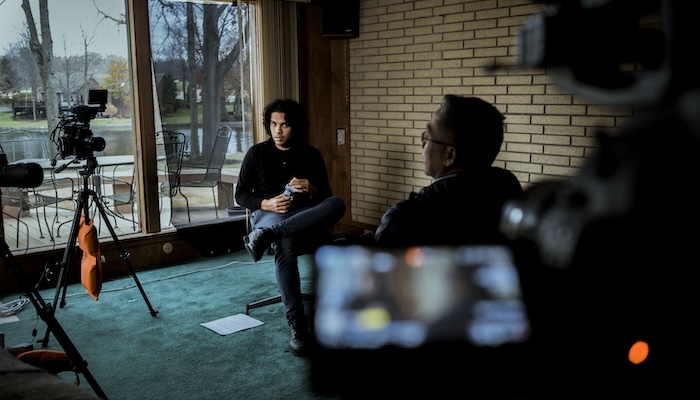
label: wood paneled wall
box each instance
[298,4,364,234]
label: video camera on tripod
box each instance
[51,89,108,160]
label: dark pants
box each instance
[250,196,346,325]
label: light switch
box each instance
[336,128,346,145]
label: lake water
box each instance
[8,122,253,159]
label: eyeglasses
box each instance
[421,131,455,147]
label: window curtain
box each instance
[251,0,301,144]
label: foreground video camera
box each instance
[52,89,108,160]
[0,148,43,188]
[310,1,692,398]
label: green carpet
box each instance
[1,250,336,400]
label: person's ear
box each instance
[444,147,456,166]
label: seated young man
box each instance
[235,98,346,356]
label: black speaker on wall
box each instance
[321,0,360,38]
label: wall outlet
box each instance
[162,242,174,254]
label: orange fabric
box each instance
[16,350,74,374]
[78,215,102,300]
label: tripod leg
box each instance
[1,237,108,399]
[91,191,158,317]
[40,193,86,348]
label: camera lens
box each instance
[84,136,106,152]
[0,163,44,188]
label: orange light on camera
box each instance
[404,247,425,268]
[628,340,649,364]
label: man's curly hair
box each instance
[262,99,310,138]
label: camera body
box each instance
[55,89,108,160]
[58,118,106,160]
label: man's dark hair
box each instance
[263,99,310,138]
[437,95,505,168]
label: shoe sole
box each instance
[288,344,307,357]
[242,235,262,262]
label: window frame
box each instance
[130,0,260,234]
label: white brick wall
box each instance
[349,0,633,227]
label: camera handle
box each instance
[54,157,79,174]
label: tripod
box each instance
[39,156,158,348]
[0,230,108,398]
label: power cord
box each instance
[0,298,30,317]
[62,259,256,298]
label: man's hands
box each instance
[286,177,317,197]
[261,195,293,213]
[260,177,317,214]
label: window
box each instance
[148,0,255,226]
[0,0,257,252]
[0,0,135,252]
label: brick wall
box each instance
[348,0,633,228]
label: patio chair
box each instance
[156,131,188,225]
[177,125,233,222]
[0,130,75,247]
[96,164,137,231]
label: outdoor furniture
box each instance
[96,163,137,231]
[156,130,188,225]
[176,125,233,222]
[51,155,138,239]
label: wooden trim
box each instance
[1,219,247,294]
[299,4,353,229]
[128,0,161,234]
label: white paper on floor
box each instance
[200,313,263,335]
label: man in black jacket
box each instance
[374,95,522,246]
[235,99,346,356]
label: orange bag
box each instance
[78,215,102,300]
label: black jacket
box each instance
[374,167,523,247]
[235,138,332,212]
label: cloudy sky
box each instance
[0,0,128,57]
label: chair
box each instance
[156,131,187,225]
[0,130,75,247]
[242,209,314,315]
[246,289,314,315]
[96,164,137,231]
[54,155,138,239]
[176,125,233,222]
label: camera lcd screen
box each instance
[313,244,531,349]
[87,89,108,108]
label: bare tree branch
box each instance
[92,0,126,25]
